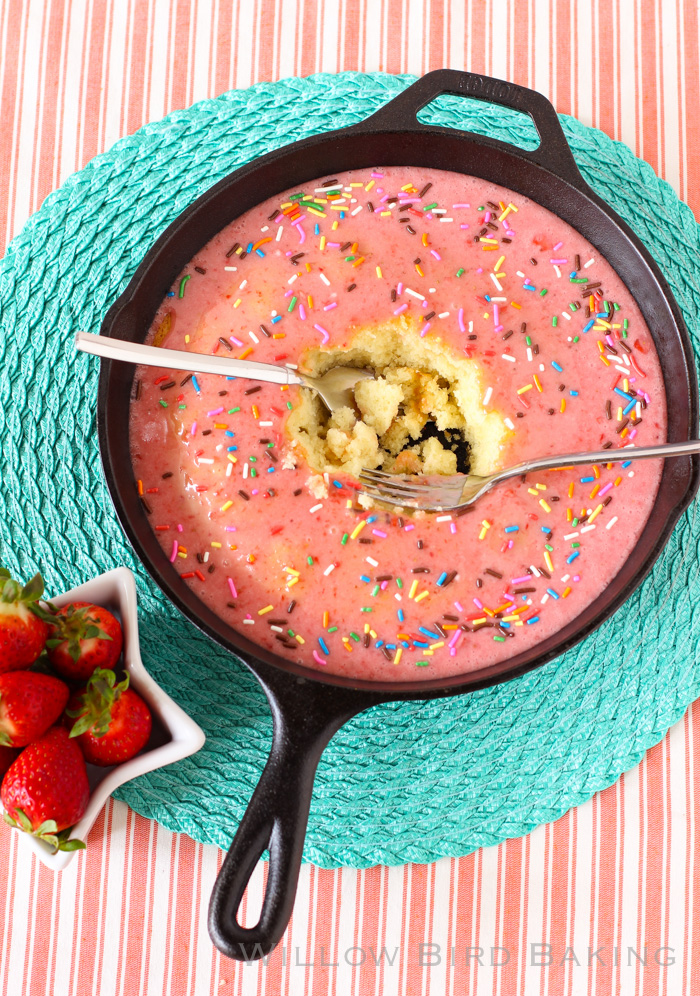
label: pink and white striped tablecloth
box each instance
[2,2,700,994]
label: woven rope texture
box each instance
[0,73,699,867]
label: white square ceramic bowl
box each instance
[1,566,206,870]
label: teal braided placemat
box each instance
[1,73,699,868]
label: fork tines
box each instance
[357,468,465,511]
[358,470,426,498]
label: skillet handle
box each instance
[360,69,584,188]
[208,674,372,961]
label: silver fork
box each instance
[359,439,700,512]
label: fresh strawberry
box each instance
[0,671,70,747]
[0,570,50,673]
[66,668,152,766]
[1,726,89,851]
[0,746,19,778]
[44,602,123,682]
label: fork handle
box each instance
[495,439,700,483]
[75,331,304,387]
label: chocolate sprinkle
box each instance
[484,568,503,579]
[238,490,250,500]
[245,385,262,395]
[218,337,232,350]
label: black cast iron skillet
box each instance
[96,70,699,960]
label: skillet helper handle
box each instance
[362,69,584,188]
[208,682,368,961]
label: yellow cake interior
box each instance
[285,317,511,480]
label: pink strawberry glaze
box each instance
[129,167,666,682]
